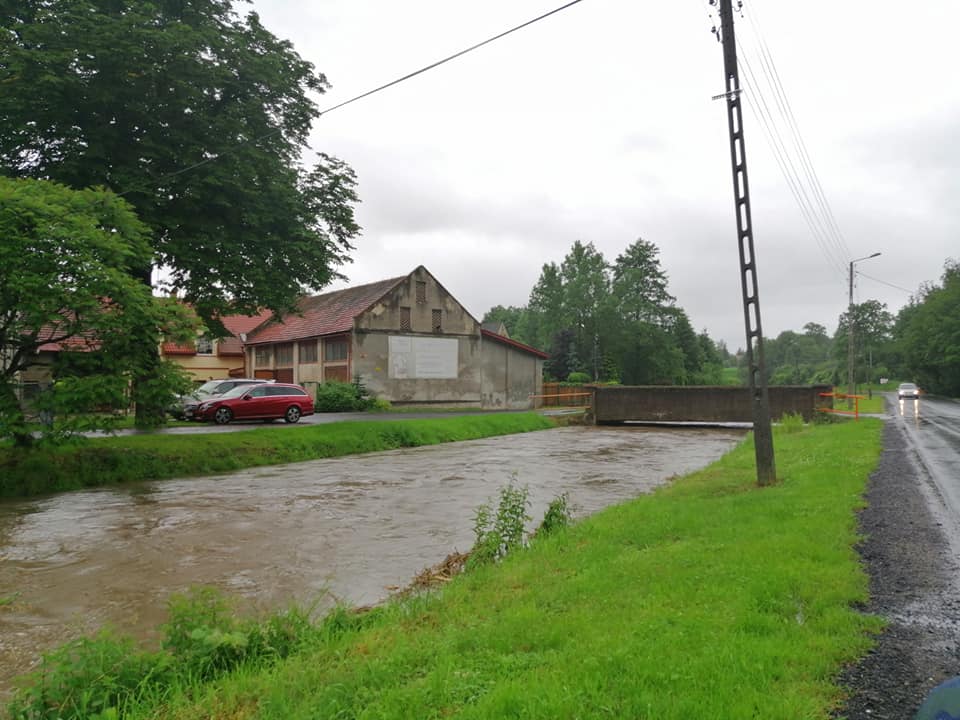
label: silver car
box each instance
[897,382,920,400]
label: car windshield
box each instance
[195,381,222,394]
[900,383,917,390]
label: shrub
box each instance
[777,412,806,434]
[6,630,172,720]
[313,377,391,413]
[536,492,572,536]
[566,371,591,384]
[468,482,531,568]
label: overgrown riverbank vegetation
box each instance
[6,418,885,719]
[0,413,554,498]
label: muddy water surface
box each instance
[0,425,743,693]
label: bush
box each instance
[468,482,531,568]
[566,371,591,384]
[314,378,387,413]
[6,630,172,720]
[777,412,806,434]
[536,492,572,536]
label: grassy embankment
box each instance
[0,413,554,498]
[8,417,885,719]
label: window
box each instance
[400,306,411,331]
[248,386,268,398]
[255,346,272,366]
[324,337,348,362]
[415,281,427,304]
[299,341,318,363]
[276,343,293,366]
[196,336,214,355]
[269,386,306,396]
[432,309,442,332]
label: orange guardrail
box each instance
[817,392,865,420]
[529,391,593,408]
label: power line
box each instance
[737,45,848,279]
[743,5,852,263]
[697,0,850,281]
[857,271,915,295]
[119,0,585,197]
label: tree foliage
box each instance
[0,0,361,322]
[0,178,196,444]
[894,260,960,396]
[483,237,722,384]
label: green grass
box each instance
[0,414,555,499]
[99,419,882,720]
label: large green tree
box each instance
[834,299,895,386]
[1,0,361,421]
[0,178,195,445]
[894,260,960,396]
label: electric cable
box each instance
[121,0,586,197]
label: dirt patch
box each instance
[838,419,960,718]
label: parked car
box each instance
[193,383,314,424]
[898,382,920,400]
[169,378,271,419]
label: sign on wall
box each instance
[389,336,458,379]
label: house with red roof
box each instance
[160,309,273,381]
[244,266,547,408]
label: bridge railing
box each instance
[530,387,593,409]
[816,392,864,420]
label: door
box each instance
[235,385,270,419]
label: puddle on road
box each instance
[0,425,744,694]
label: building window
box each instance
[276,343,293,366]
[432,309,442,332]
[324,337,348,362]
[400,307,411,331]
[299,341,318,363]
[196,336,214,355]
[416,281,427,304]
[255,346,272,366]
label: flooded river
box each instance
[0,425,744,694]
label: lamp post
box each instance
[847,252,881,407]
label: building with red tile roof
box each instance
[245,266,546,408]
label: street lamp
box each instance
[847,252,881,406]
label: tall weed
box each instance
[469,482,531,567]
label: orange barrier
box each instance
[817,392,864,420]
[529,391,592,408]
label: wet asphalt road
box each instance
[840,393,960,719]
[891,393,960,531]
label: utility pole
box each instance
[846,252,881,407]
[715,0,776,486]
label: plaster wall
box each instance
[480,341,543,409]
[355,267,479,337]
[353,332,482,405]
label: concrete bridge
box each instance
[590,385,832,425]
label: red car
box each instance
[193,383,314,425]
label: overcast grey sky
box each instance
[247,0,958,350]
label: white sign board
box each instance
[388,336,458,379]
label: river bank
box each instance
[6,419,885,719]
[0,413,555,498]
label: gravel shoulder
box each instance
[838,412,960,718]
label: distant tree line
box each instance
[483,238,732,385]
[750,258,959,397]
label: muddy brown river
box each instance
[0,425,744,695]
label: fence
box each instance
[536,383,593,408]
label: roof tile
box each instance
[246,276,406,345]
